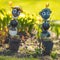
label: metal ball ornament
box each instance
[10,20,18,27]
[39,8,52,20]
[12,6,23,17]
[42,22,50,30]
[12,8,20,17]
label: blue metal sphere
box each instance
[39,8,52,20]
[42,22,50,30]
[12,6,20,17]
[10,20,18,27]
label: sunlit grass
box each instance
[0,0,60,20]
[0,56,38,60]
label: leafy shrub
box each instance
[50,52,57,59]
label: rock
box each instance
[27,46,35,51]
[49,31,56,39]
[53,40,60,44]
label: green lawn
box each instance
[0,56,38,60]
[0,0,60,20]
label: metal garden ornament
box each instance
[39,5,53,55]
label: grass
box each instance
[0,56,38,60]
[0,0,60,20]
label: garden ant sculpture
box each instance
[9,6,21,36]
[4,6,23,55]
[39,4,53,55]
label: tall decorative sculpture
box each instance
[5,6,23,54]
[9,6,21,36]
[39,4,53,55]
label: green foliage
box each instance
[0,9,11,30]
[35,48,41,55]
[0,9,37,33]
[0,8,60,38]
[34,48,42,56]
[18,14,36,33]
[0,56,38,60]
[50,52,57,59]
[50,20,60,38]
